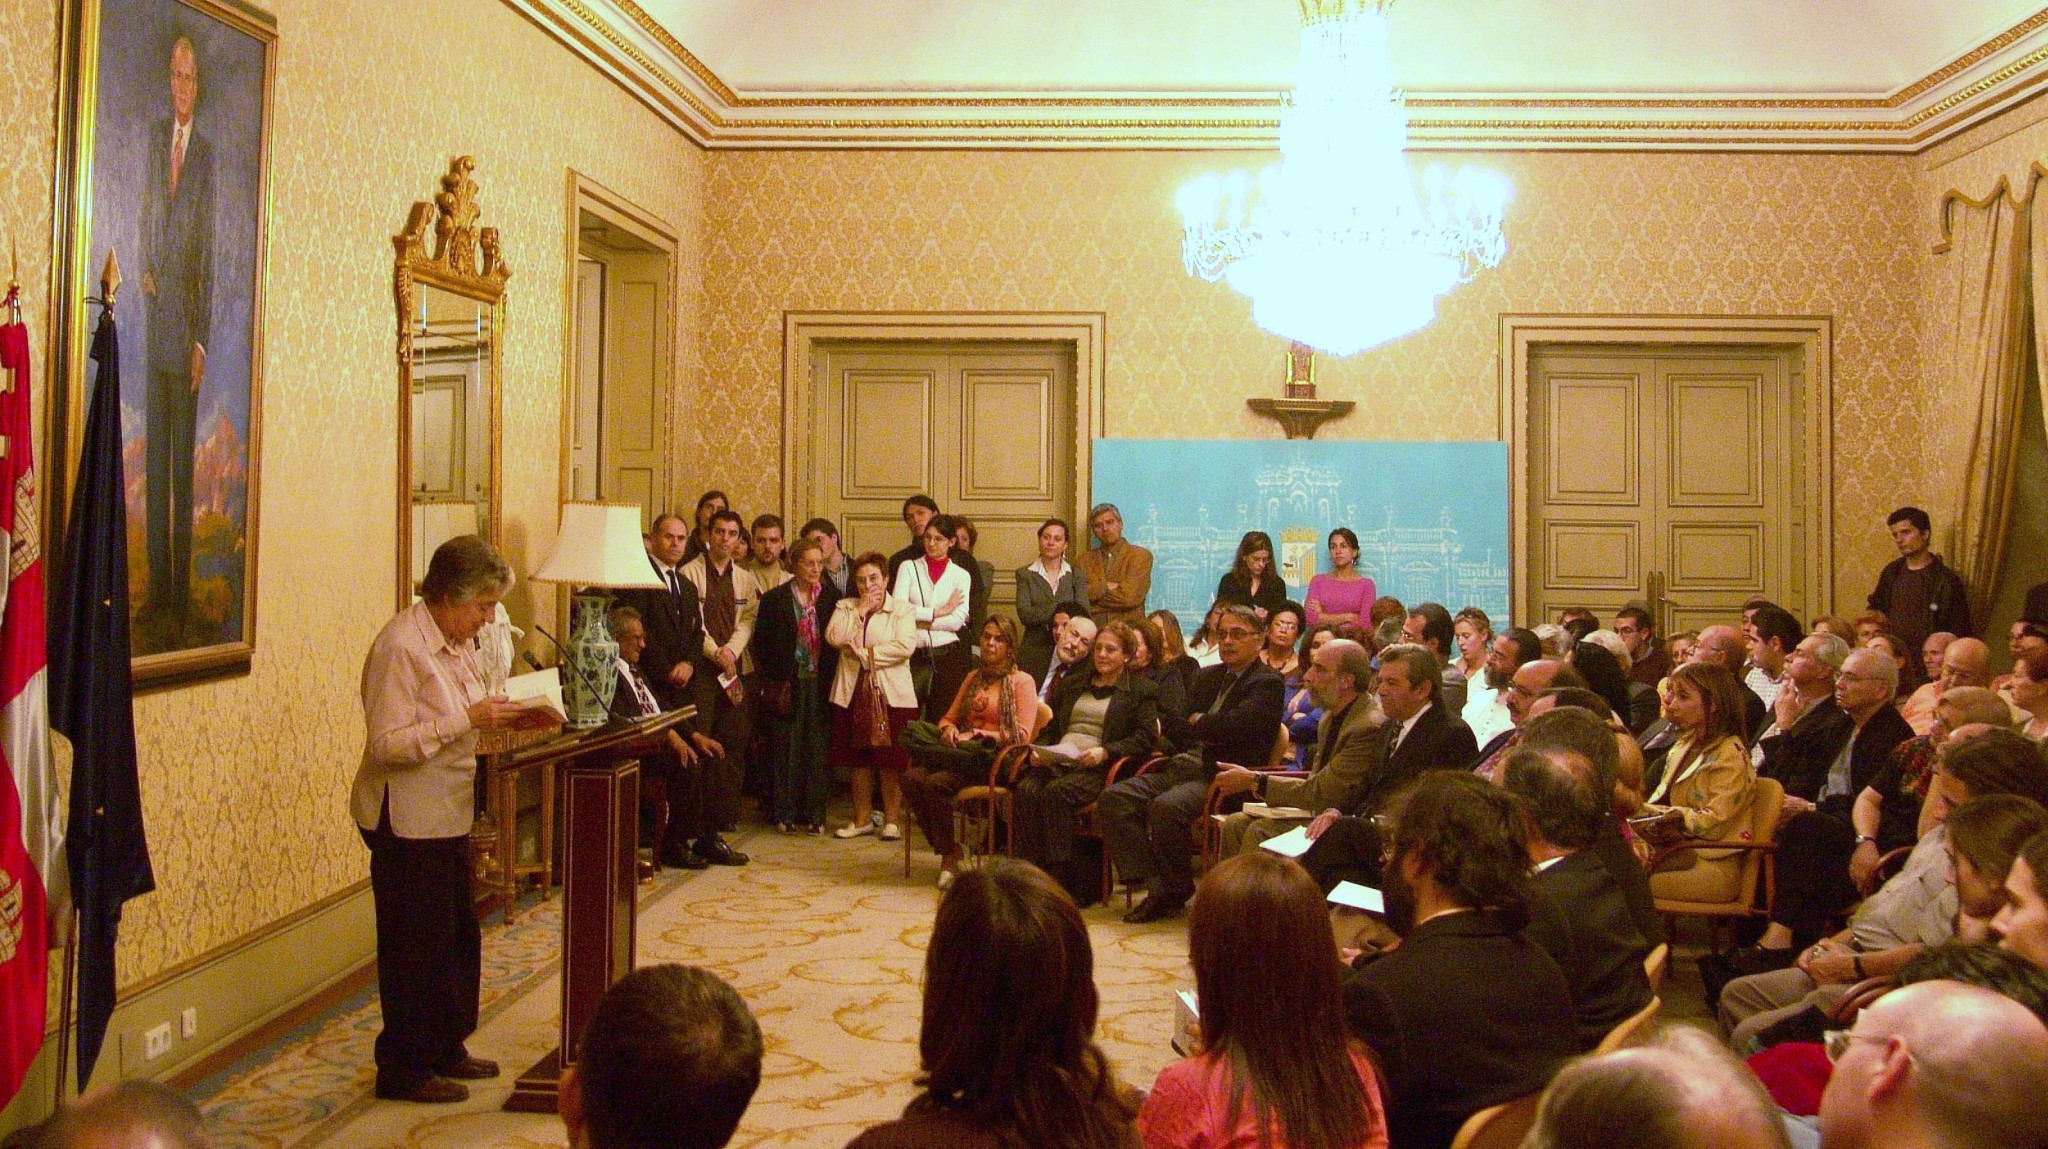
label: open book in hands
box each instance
[503,668,568,727]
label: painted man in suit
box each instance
[141,34,214,617]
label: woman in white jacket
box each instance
[893,514,973,723]
[829,551,919,839]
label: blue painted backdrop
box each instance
[1090,440,1512,630]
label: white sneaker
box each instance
[834,822,876,839]
[879,823,903,841]
[936,868,956,891]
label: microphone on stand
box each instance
[530,625,611,709]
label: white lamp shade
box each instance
[531,502,665,589]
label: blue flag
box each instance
[49,308,153,1090]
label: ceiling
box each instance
[510,0,2048,149]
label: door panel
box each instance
[1530,346,1795,631]
[815,342,1074,616]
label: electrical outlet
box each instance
[143,1022,172,1061]
[179,1007,198,1040]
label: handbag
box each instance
[849,667,893,749]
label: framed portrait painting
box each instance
[55,0,274,685]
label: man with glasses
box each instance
[1816,980,2048,1149]
[1614,605,1668,687]
[1473,658,1585,782]
[1468,627,1541,748]
[1100,604,1283,922]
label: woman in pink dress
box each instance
[1304,528,1375,629]
[1139,852,1389,1149]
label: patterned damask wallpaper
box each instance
[697,148,1925,611]
[0,0,705,985]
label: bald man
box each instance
[1474,658,1583,781]
[1817,980,2048,1149]
[1525,1026,1794,1149]
[1694,623,1768,739]
[1903,637,1992,736]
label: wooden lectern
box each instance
[500,705,695,1113]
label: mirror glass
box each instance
[407,285,494,591]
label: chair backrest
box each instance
[1735,776,1786,906]
[1267,722,1290,767]
[1593,995,1661,1054]
[1029,699,1054,740]
[1642,943,1670,994]
[1449,1091,1542,1149]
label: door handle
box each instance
[1648,570,1668,635]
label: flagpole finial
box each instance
[4,236,18,326]
[98,249,120,309]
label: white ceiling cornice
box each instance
[507,0,2048,151]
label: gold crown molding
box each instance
[517,0,2048,153]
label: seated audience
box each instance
[1535,623,1572,660]
[1127,615,1191,724]
[1261,601,1308,683]
[1212,638,1384,858]
[1140,853,1388,1149]
[1567,638,1633,727]
[827,552,918,840]
[31,1081,208,1149]
[848,860,1139,1149]
[894,514,973,722]
[1277,627,1338,769]
[563,964,763,1149]
[2011,649,2048,742]
[1752,631,1851,782]
[1213,530,1289,620]
[1041,614,1099,703]
[1815,981,2048,1149]
[753,537,843,833]
[1519,704,1660,942]
[1636,662,1757,906]
[1303,527,1373,627]
[1370,597,1409,651]
[901,617,1038,887]
[1010,622,1161,902]
[1949,795,2048,940]
[1666,629,1701,666]
[1852,609,1891,645]
[1402,602,1468,715]
[1614,603,1670,688]
[1863,631,1919,697]
[1719,648,1911,977]
[1016,517,1088,681]
[1185,600,1228,667]
[1342,771,1578,1149]
[1450,607,1492,693]
[1851,686,2013,868]
[1474,657,1586,780]
[1524,1027,1795,1149]
[1715,730,2048,1049]
[1101,605,1285,923]
[1742,604,1803,710]
[1898,631,1961,733]
[609,606,729,870]
[1690,624,1768,738]
[1147,610,1200,689]
[1466,625,1539,748]
[1503,744,1655,1050]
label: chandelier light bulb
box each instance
[1177,0,1510,356]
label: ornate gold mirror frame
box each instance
[393,156,510,610]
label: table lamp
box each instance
[530,501,663,727]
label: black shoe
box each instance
[436,1056,499,1080]
[1122,893,1185,924]
[1725,943,1800,977]
[694,838,749,866]
[661,845,710,870]
[375,1077,469,1104]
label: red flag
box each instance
[0,287,61,1106]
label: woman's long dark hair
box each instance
[1188,853,1381,1149]
[1230,531,1276,584]
[910,860,1134,1147]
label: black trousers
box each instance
[1099,752,1213,901]
[690,677,750,837]
[1299,815,1386,893]
[361,803,480,1088]
[1770,810,1861,944]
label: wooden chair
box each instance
[1828,976,1899,1024]
[1449,1091,1542,1149]
[1857,845,1913,898]
[908,700,1052,878]
[1091,754,1167,907]
[1650,776,1785,950]
[1642,942,1669,995]
[1593,994,1661,1054]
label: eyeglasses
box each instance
[1217,627,1260,641]
[1824,1028,1892,1064]
[1838,671,1884,685]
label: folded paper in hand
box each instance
[1326,881,1385,914]
[1257,825,1314,858]
[504,668,568,725]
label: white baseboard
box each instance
[0,883,375,1134]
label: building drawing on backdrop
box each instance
[58,0,276,683]
[1092,442,1512,629]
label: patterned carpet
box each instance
[189,813,1191,1149]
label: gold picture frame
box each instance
[52,0,275,687]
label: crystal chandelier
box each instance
[1177,0,1510,357]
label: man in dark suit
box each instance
[141,34,215,617]
[1294,644,1478,891]
[607,606,728,871]
[1503,744,1654,1051]
[1100,605,1283,923]
[1343,771,1578,1149]
[613,515,704,710]
[1754,632,1855,800]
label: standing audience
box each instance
[1304,528,1374,628]
[1017,517,1089,680]
[1214,530,1289,620]
[1076,503,1153,625]
[828,552,917,840]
